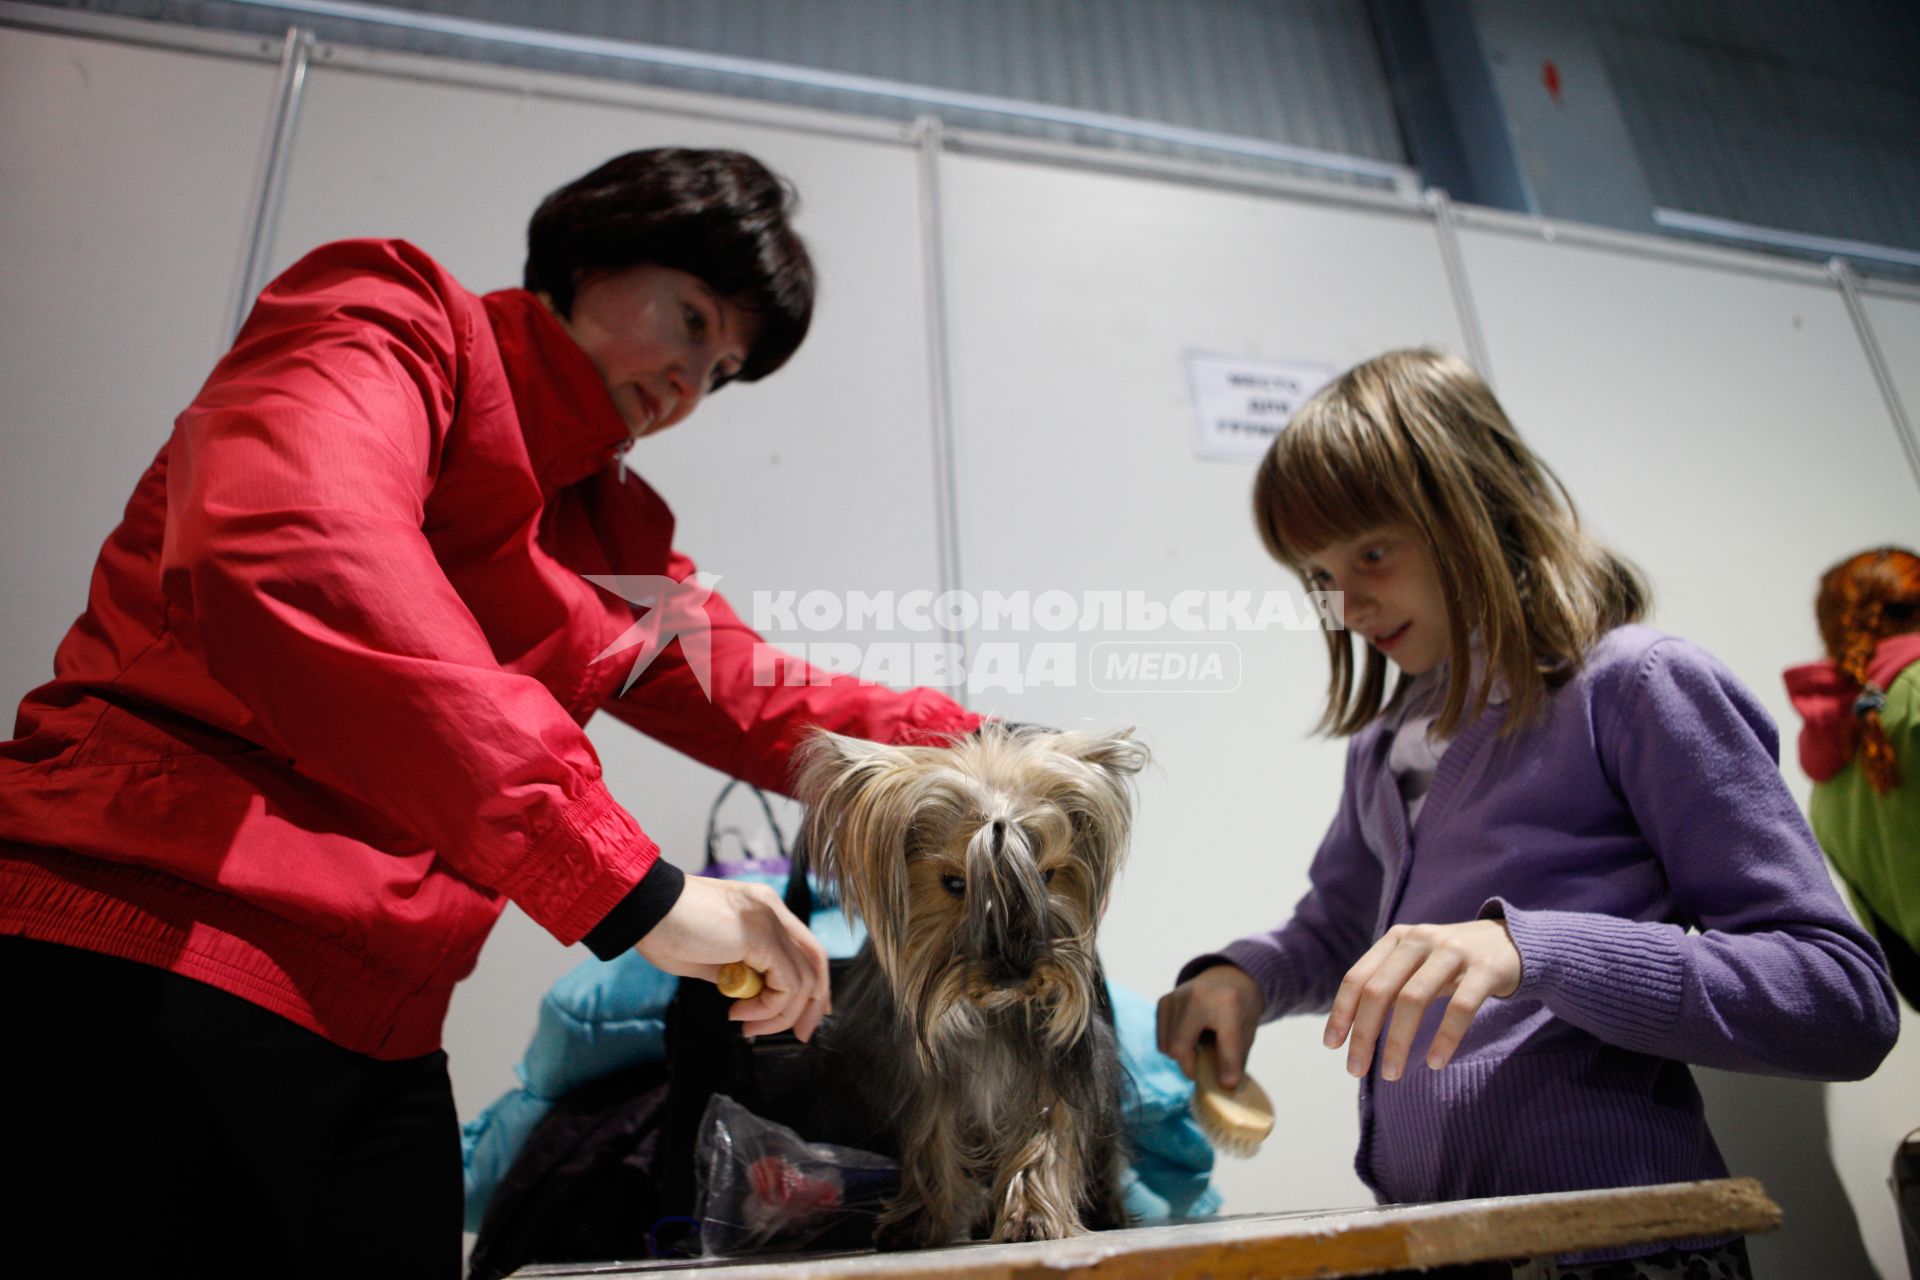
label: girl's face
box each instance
[1301,524,1452,676]
[550,264,761,440]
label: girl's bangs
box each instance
[1257,408,1414,569]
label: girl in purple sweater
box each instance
[1157,348,1895,1278]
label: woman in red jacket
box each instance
[0,149,980,1276]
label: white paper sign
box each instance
[1185,351,1335,462]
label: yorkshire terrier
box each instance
[793,723,1146,1248]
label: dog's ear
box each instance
[1029,728,1145,917]
[1047,726,1149,779]
[793,729,910,882]
[793,727,908,781]
[792,729,920,968]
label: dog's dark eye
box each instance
[1041,868,1056,886]
[941,874,965,898]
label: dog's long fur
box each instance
[794,723,1146,1248]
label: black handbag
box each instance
[657,784,869,1228]
[467,1063,674,1277]
[473,780,836,1272]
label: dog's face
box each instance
[796,725,1145,1059]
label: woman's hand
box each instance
[1156,963,1265,1088]
[635,875,832,1041]
[1324,920,1521,1081]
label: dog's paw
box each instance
[870,1222,916,1253]
[989,1207,1085,1243]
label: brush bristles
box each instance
[1191,1042,1275,1159]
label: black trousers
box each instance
[1,936,462,1279]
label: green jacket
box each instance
[1786,634,1920,1004]
[1811,666,1920,949]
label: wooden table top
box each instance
[513,1176,1780,1279]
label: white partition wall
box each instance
[267,53,945,1117]
[0,23,282,718]
[936,151,1470,1216]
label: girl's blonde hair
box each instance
[1252,348,1648,737]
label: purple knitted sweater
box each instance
[1186,625,1896,1208]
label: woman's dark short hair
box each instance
[524,148,815,383]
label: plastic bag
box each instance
[694,1093,899,1256]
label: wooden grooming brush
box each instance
[716,962,764,999]
[1191,1036,1275,1158]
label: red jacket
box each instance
[0,240,978,1058]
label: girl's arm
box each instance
[1492,637,1897,1081]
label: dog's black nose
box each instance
[987,962,1034,989]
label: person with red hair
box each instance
[1786,546,1920,1008]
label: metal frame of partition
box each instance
[219,0,1425,195]
[1833,260,1920,494]
[0,0,277,58]
[232,25,313,340]
[1453,201,1841,289]
[1656,207,1920,277]
[912,116,968,686]
[1425,189,1494,388]
[3,0,1912,612]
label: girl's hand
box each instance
[635,875,832,1041]
[1324,920,1521,1081]
[1156,963,1265,1088]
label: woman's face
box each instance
[1299,523,1452,676]
[551,264,762,440]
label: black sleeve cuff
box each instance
[583,859,687,960]
[1175,954,1240,986]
